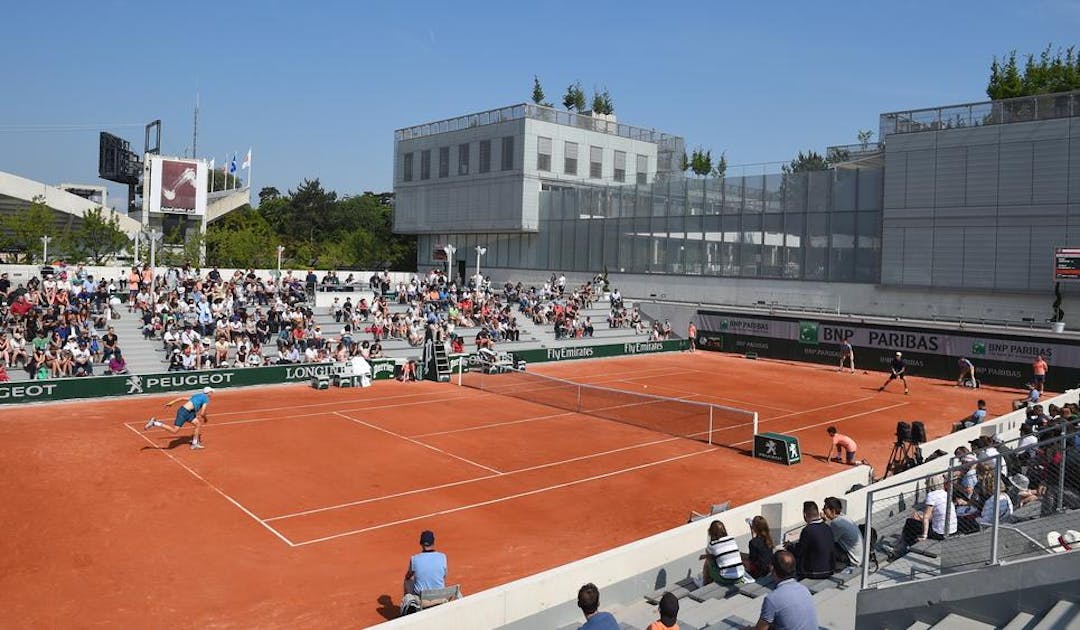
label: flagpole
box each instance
[248,148,253,205]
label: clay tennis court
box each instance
[0,351,1024,628]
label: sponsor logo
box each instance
[788,441,801,462]
[719,318,771,334]
[372,362,396,377]
[623,342,666,354]
[0,383,60,399]
[546,347,595,361]
[144,372,236,390]
[867,331,940,352]
[984,342,1054,361]
[765,440,777,457]
[822,326,856,343]
[284,364,343,380]
[798,321,819,345]
[971,342,986,356]
[126,375,144,394]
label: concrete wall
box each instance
[882,116,1080,291]
[855,551,1080,629]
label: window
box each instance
[420,150,431,180]
[537,136,552,172]
[458,143,469,175]
[402,152,413,182]
[590,146,603,179]
[479,140,491,173]
[438,147,449,178]
[501,136,515,171]
[614,150,626,183]
[636,154,648,185]
[564,141,578,175]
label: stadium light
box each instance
[276,245,286,292]
[41,235,51,265]
[474,245,487,285]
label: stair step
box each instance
[906,622,931,630]
[1001,611,1035,630]
[1031,600,1079,630]
[928,613,994,629]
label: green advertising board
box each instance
[0,341,684,406]
[753,432,801,465]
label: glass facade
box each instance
[415,167,883,283]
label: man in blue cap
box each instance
[401,529,447,615]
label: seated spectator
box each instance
[576,583,619,630]
[401,530,447,615]
[742,515,776,580]
[977,471,1015,527]
[0,362,9,383]
[902,475,958,546]
[167,348,185,371]
[701,520,748,585]
[105,351,129,375]
[821,497,862,570]
[1016,423,1038,452]
[1013,384,1040,410]
[784,501,834,579]
[1007,473,1039,509]
[753,550,818,630]
[647,591,680,630]
[962,399,988,428]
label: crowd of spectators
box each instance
[0,264,129,382]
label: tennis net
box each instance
[459,362,758,448]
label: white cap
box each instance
[895,352,902,357]
[203,386,214,394]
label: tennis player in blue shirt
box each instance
[144,386,213,450]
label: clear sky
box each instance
[1,0,1077,209]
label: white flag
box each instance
[242,148,251,170]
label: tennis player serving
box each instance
[143,386,213,450]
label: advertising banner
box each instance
[511,339,687,364]
[145,155,208,216]
[697,310,1080,390]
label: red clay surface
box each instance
[0,351,1026,628]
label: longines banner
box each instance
[697,310,1080,390]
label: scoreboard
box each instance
[1054,247,1080,280]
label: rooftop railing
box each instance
[880,89,1080,137]
[394,103,683,147]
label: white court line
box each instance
[288,447,712,547]
[410,411,574,438]
[731,401,909,446]
[125,394,476,430]
[207,388,460,417]
[333,411,502,474]
[758,396,878,422]
[123,424,295,547]
[265,434,682,522]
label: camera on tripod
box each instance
[884,420,926,478]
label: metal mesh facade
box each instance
[417,167,883,282]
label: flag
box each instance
[208,157,215,171]
[228,154,238,174]
[241,148,251,170]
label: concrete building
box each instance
[393,91,1080,325]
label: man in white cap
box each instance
[878,352,909,395]
[143,386,214,450]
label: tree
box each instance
[532,75,545,105]
[711,152,728,179]
[783,150,830,174]
[0,196,54,263]
[590,87,614,115]
[689,147,712,176]
[986,45,1080,99]
[679,151,690,173]
[258,186,281,204]
[563,81,586,113]
[62,206,130,264]
[208,168,244,191]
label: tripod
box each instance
[883,440,921,479]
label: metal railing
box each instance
[880,90,1080,137]
[394,103,684,149]
[860,420,1080,589]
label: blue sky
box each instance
[1,0,1077,209]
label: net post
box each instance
[708,407,714,446]
[752,412,759,438]
[457,357,464,387]
[576,384,582,413]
